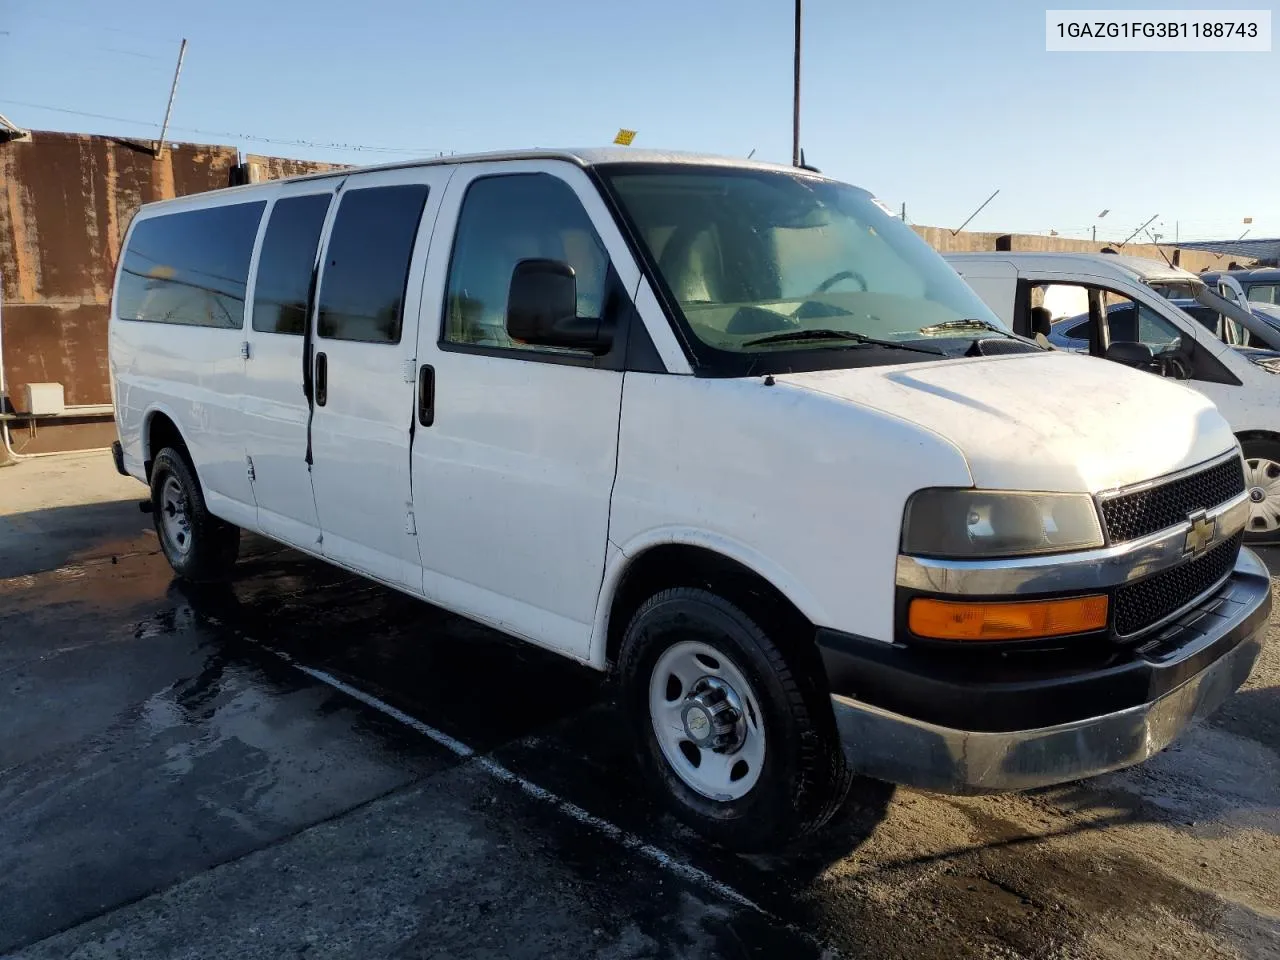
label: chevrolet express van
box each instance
[947,253,1280,545]
[109,151,1272,850]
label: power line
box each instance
[0,98,444,156]
[7,11,184,44]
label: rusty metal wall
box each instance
[244,153,349,182]
[0,131,340,453]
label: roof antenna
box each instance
[1145,229,1175,268]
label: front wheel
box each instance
[150,447,240,581]
[1241,437,1280,545]
[617,587,851,851]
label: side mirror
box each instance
[1105,340,1155,368]
[506,258,612,355]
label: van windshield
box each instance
[600,166,1008,364]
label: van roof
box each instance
[297,147,803,180]
[134,148,811,212]
[1204,266,1280,282]
[944,251,1201,286]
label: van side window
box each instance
[252,194,332,335]
[1247,283,1280,306]
[1101,291,1182,351]
[117,201,265,328]
[318,184,429,344]
[443,174,609,351]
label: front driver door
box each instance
[410,160,638,659]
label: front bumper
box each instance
[823,547,1272,793]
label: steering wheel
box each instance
[1153,351,1192,380]
[1151,341,1192,380]
[813,269,868,294]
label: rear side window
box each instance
[252,194,333,335]
[116,202,265,328]
[317,184,429,344]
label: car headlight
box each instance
[902,489,1104,559]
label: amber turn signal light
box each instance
[908,595,1109,641]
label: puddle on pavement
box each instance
[5,537,1279,960]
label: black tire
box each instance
[617,587,851,851]
[1240,437,1280,546]
[149,447,240,581]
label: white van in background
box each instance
[947,252,1280,544]
[109,151,1271,850]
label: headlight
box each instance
[902,489,1104,559]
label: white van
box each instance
[947,252,1280,544]
[109,150,1271,850]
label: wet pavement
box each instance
[2,455,1280,959]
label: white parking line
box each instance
[291,663,475,759]
[277,656,768,916]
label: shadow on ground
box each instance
[164,556,897,913]
[0,499,154,579]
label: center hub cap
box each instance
[1250,486,1267,504]
[682,705,713,742]
[680,677,747,754]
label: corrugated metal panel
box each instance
[1177,238,1280,264]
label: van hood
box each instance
[778,352,1237,493]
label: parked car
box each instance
[1201,267,1280,308]
[1050,298,1280,353]
[109,151,1271,850]
[947,252,1280,544]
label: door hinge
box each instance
[402,359,417,383]
[246,456,256,482]
[240,341,252,360]
[405,510,417,535]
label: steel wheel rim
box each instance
[648,640,766,801]
[1244,457,1280,535]
[159,474,193,557]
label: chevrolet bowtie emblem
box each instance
[1183,510,1216,560]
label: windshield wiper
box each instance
[742,328,946,355]
[917,318,1012,336]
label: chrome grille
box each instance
[1113,532,1243,637]
[1101,457,1244,544]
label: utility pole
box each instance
[900,201,907,222]
[155,38,188,159]
[792,0,802,166]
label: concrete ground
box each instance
[2,452,1279,960]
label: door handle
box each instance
[315,352,328,407]
[418,364,435,427]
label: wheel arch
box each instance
[590,530,830,676]
[1235,429,1280,448]
[142,404,190,481]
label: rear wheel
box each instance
[617,587,851,851]
[150,447,240,581]
[1241,437,1280,545]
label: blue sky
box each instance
[2,0,1276,240]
